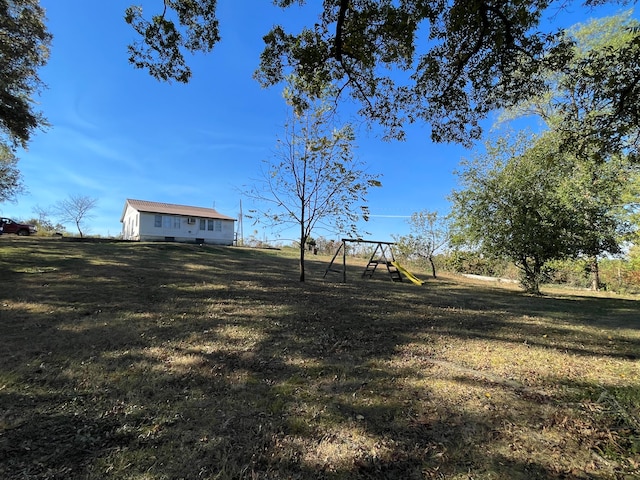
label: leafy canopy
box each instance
[125,0,219,83]
[0,0,51,149]
[125,1,635,144]
[500,10,640,163]
[0,144,24,202]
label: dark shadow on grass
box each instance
[1,239,638,479]
[0,394,131,479]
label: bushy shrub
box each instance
[440,250,513,277]
[546,258,591,288]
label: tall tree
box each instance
[0,144,24,203]
[394,210,449,278]
[245,87,381,282]
[0,0,51,149]
[499,12,640,289]
[555,154,632,289]
[450,132,580,294]
[51,194,98,238]
[452,128,632,293]
[125,1,634,145]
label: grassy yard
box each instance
[0,237,638,479]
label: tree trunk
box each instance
[520,258,542,295]
[531,259,544,295]
[299,231,306,282]
[589,256,600,291]
[429,255,437,278]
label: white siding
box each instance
[137,212,234,245]
[121,201,236,245]
[121,205,140,240]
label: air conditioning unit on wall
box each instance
[187,217,196,224]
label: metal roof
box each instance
[123,199,236,221]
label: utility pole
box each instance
[238,199,244,246]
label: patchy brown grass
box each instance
[0,236,638,479]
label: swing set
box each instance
[323,238,424,285]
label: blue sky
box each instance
[4,1,632,243]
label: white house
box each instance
[121,199,236,245]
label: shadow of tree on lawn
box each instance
[0,239,637,479]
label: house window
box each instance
[154,215,162,228]
[198,219,223,232]
[173,217,181,229]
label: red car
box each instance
[0,218,37,236]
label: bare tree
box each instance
[246,91,381,282]
[52,194,98,238]
[394,211,450,278]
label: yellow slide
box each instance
[391,261,425,285]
